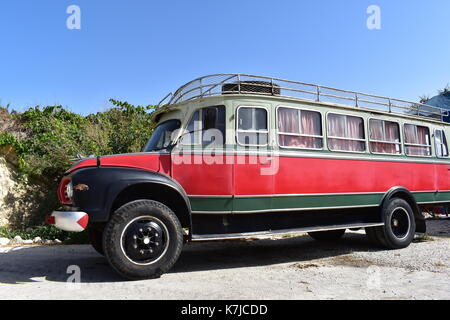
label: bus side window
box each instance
[277,107,323,150]
[404,124,432,156]
[369,119,401,155]
[327,113,366,152]
[435,129,449,158]
[236,107,268,146]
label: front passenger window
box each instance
[183,105,226,146]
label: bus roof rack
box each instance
[158,74,449,122]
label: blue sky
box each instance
[1,0,449,115]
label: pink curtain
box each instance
[328,114,365,152]
[327,114,346,150]
[300,110,321,148]
[278,108,322,149]
[385,122,401,154]
[278,108,298,147]
[404,124,431,156]
[369,119,384,153]
[369,120,400,154]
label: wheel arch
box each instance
[379,187,426,233]
[110,182,192,231]
[70,167,192,232]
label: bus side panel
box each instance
[274,156,436,195]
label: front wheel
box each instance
[103,200,183,280]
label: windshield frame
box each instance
[142,119,181,152]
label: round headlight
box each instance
[65,181,73,200]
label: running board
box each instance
[191,222,384,241]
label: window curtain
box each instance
[370,120,400,154]
[328,114,364,152]
[417,126,431,156]
[369,119,384,153]
[278,108,299,147]
[327,114,346,151]
[278,108,322,149]
[404,124,430,156]
[385,121,400,154]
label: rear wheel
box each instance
[365,226,384,247]
[366,198,415,249]
[103,200,183,280]
[308,229,345,241]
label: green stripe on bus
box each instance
[414,191,450,203]
[188,191,450,213]
[188,197,233,212]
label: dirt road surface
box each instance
[1,220,449,300]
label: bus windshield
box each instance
[143,119,181,152]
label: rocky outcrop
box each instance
[0,157,16,226]
[0,156,46,228]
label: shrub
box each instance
[0,99,158,230]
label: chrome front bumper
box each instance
[46,211,89,232]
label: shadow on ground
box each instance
[426,218,450,237]
[0,231,381,284]
[0,219,447,285]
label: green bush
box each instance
[0,226,89,244]
[0,225,67,241]
[8,100,156,182]
[0,99,158,233]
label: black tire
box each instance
[308,229,346,241]
[88,227,104,256]
[369,198,416,249]
[103,200,183,280]
[365,227,384,247]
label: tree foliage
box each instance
[0,100,157,226]
[420,84,450,104]
[1,100,157,181]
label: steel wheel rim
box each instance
[390,207,411,240]
[120,216,170,266]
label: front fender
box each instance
[69,167,191,222]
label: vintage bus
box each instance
[47,74,450,279]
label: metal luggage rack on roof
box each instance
[158,74,449,122]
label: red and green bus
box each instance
[48,74,449,279]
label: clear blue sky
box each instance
[1,0,449,115]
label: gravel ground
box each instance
[0,219,448,300]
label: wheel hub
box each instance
[122,219,167,263]
[390,208,410,240]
